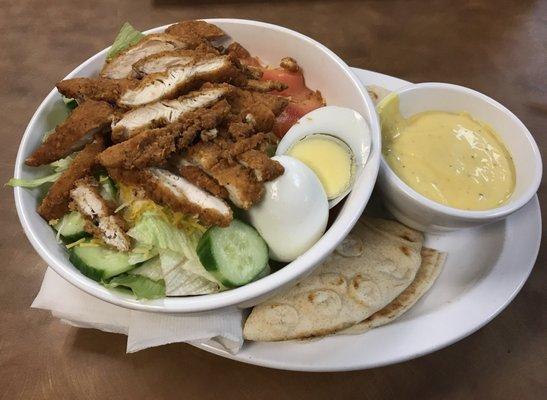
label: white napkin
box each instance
[32,268,244,353]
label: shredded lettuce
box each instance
[105,274,165,300]
[130,256,163,281]
[159,249,220,295]
[106,22,144,61]
[7,153,76,188]
[6,172,62,188]
[127,212,199,257]
[98,174,117,203]
[128,242,159,265]
[62,96,78,111]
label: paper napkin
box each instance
[32,268,244,353]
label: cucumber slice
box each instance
[69,242,134,282]
[53,211,89,242]
[197,219,268,287]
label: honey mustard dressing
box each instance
[380,96,515,210]
[288,134,354,199]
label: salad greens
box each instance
[105,274,165,300]
[105,22,144,61]
[7,153,76,188]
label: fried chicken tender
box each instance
[37,136,106,221]
[108,167,232,227]
[25,100,112,166]
[173,162,229,199]
[56,77,135,104]
[98,100,230,169]
[237,149,284,182]
[165,20,225,41]
[70,177,130,251]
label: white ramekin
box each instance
[377,82,542,233]
[13,19,381,313]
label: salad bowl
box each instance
[13,19,381,313]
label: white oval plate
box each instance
[191,69,542,371]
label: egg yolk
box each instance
[288,134,354,199]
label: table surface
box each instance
[1,0,545,398]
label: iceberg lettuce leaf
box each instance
[106,22,144,61]
[105,274,165,300]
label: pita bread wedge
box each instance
[338,247,446,335]
[243,217,424,341]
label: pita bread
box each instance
[338,247,446,335]
[243,217,424,341]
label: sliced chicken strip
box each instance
[70,177,131,251]
[245,79,287,93]
[165,20,225,41]
[26,100,112,166]
[38,136,106,221]
[109,167,232,227]
[237,149,284,182]
[99,100,230,169]
[111,84,232,141]
[101,33,189,79]
[170,155,229,199]
[185,140,264,209]
[56,77,135,104]
[131,45,219,77]
[118,56,241,107]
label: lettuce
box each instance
[105,274,165,300]
[106,22,144,61]
[159,249,220,295]
[127,212,198,257]
[128,242,159,265]
[130,256,163,281]
[7,153,76,188]
[62,96,78,111]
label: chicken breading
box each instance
[70,177,131,251]
[165,20,225,41]
[118,56,243,107]
[25,100,112,167]
[171,157,229,199]
[111,83,232,141]
[245,79,288,93]
[98,100,230,169]
[185,139,266,209]
[56,77,135,104]
[101,33,190,79]
[237,149,284,182]
[37,136,106,221]
[109,167,232,227]
[132,44,220,78]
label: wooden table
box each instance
[1,1,545,398]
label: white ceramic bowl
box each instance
[378,82,542,233]
[13,19,381,313]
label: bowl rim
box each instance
[379,82,543,220]
[13,18,381,313]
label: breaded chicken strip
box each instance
[111,83,232,141]
[245,79,287,93]
[185,140,265,209]
[165,20,225,41]
[119,56,242,107]
[56,77,135,104]
[38,136,105,221]
[170,154,229,199]
[25,101,112,167]
[237,149,284,182]
[101,33,190,79]
[109,167,232,227]
[131,45,219,78]
[98,100,230,169]
[70,177,130,251]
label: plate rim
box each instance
[190,68,542,371]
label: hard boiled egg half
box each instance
[276,106,371,208]
[246,155,329,262]
[246,106,371,262]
